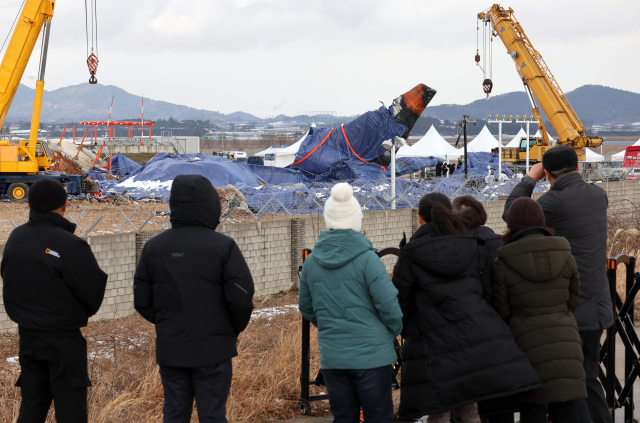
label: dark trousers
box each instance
[16,333,91,423]
[520,401,579,423]
[321,365,393,423]
[159,359,232,423]
[577,330,613,423]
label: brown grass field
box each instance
[0,291,333,423]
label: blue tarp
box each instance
[247,164,311,185]
[452,153,514,178]
[98,153,265,201]
[85,167,108,181]
[109,152,142,176]
[289,106,408,180]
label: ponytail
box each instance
[431,201,468,236]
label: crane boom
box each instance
[0,0,55,130]
[478,5,601,149]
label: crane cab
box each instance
[0,140,52,174]
[501,138,586,163]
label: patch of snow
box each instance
[6,356,18,364]
[251,304,298,321]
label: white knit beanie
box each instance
[324,183,363,232]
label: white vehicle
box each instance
[263,153,277,167]
[227,151,247,159]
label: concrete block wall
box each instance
[218,219,292,296]
[87,233,137,322]
[0,244,18,332]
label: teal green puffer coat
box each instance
[298,229,403,370]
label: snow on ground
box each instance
[117,177,174,191]
[5,356,18,365]
[251,304,298,321]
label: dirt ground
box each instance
[50,150,83,174]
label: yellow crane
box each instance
[478,5,602,163]
[0,0,98,200]
[0,0,57,175]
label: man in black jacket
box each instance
[502,146,612,423]
[1,178,108,423]
[135,174,254,423]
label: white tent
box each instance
[398,125,459,160]
[274,123,316,167]
[582,148,604,163]
[612,138,640,161]
[505,128,528,148]
[254,146,283,157]
[460,125,499,153]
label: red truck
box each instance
[623,146,640,180]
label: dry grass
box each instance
[0,291,330,422]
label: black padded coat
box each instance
[134,175,255,368]
[392,224,540,420]
[493,228,587,404]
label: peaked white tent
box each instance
[505,128,528,148]
[582,148,604,162]
[255,146,283,157]
[460,125,499,153]
[612,138,640,161]
[398,125,459,160]
[275,123,316,168]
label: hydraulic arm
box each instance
[478,5,601,150]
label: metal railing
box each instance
[601,255,639,423]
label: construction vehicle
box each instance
[477,5,602,163]
[0,0,97,200]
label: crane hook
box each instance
[483,78,493,100]
[87,53,99,84]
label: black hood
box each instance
[170,175,221,230]
[402,224,478,279]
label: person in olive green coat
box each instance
[493,197,587,423]
[299,183,403,423]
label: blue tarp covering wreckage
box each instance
[97,83,441,199]
[109,152,142,176]
[288,84,437,180]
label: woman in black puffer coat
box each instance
[393,193,540,422]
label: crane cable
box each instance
[0,0,27,57]
[85,0,99,84]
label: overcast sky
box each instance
[1,0,639,119]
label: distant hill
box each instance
[422,85,640,125]
[5,83,260,123]
[5,83,639,126]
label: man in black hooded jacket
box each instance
[1,178,108,423]
[134,174,255,423]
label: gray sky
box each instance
[1,0,639,118]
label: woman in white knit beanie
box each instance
[299,183,403,423]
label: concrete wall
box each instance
[106,145,174,154]
[2,179,640,333]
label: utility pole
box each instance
[487,114,513,180]
[455,115,477,177]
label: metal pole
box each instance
[625,256,636,423]
[498,120,503,180]
[301,316,311,412]
[526,120,530,173]
[391,138,396,210]
[463,120,468,177]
